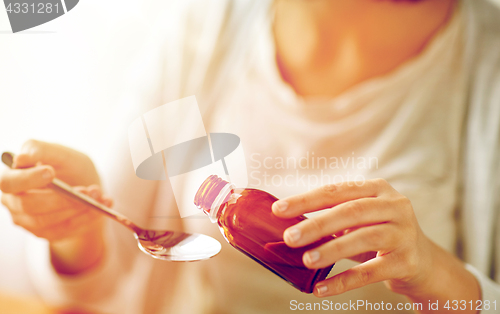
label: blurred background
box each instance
[1,0,500,309]
[0,0,169,304]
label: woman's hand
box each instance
[271,179,455,300]
[0,140,112,274]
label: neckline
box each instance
[255,0,465,111]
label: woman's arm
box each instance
[17,138,167,311]
[272,179,481,314]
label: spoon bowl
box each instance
[135,229,221,262]
[2,152,221,262]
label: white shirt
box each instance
[26,0,500,313]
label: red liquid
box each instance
[194,176,334,293]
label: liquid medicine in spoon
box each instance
[194,175,334,293]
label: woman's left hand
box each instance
[272,178,434,297]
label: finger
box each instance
[0,166,55,194]
[314,257,393,297]
[272,178,393,218]
[302,224,395,269]
[5,186,107,238]
[2,189,78,215]
[14,140,71,168]
[78,186,113,207]
[12,205,93,230]
[30,211,103,242]
[102,196,114,208]
[86,184,102,198]
[2,186,104,215]
[284,198,393,247]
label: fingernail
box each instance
[305,250,320,264]
[316,285,328,295]
[42,169,52,180]
[274,200,288,212]
[285,228,301,243]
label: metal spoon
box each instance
[1,152,221,262]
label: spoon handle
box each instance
[1,152,142,234]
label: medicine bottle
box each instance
[194,175,334,293]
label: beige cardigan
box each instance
[459,0,500,305]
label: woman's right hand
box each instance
[0,140,113,274]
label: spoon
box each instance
[1,152,221,262]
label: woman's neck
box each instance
[273,0,457,98]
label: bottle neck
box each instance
[194,175,234,223]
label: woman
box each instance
[1,0,499,313]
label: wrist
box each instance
[395,239,481,314]
[49,221,106,275]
